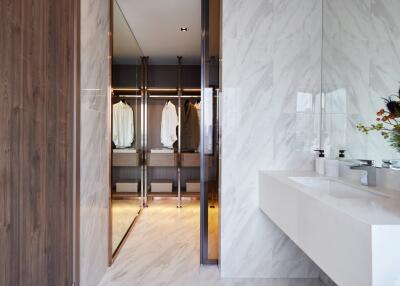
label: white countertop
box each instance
[261,171,400,226]
[259,170,400,286]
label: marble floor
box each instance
[111,199,141,252]
[100,200,326,286]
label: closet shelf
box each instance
[181,192,200,198]
[113,152,140,167]
[181,153,200,167]
[112,192,141,199]
[112,87,141,97]
[146,191,200,198]
[147,191,178,198]
[147,153,178,167]
[113,94,141,98]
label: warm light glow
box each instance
[112,88,141,92]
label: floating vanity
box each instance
[259,171,400,286]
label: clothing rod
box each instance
[112,88,141,92]
[113,95,141,98]
[148,95,179,98]
[147,88,178,92]
[147,88,200,91]
[148,95,201,99]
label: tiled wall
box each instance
[221,0,322,278]
[80,0,110,285]
[322,0,400,161]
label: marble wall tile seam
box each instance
[79,0,110,285]
[221,0,323,278]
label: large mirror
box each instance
[109,0,220,265]
[110,0,143,257]
[321,0,400,165]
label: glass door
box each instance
[200,0,220,264]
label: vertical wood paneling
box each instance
[0,0,78,285]
[1,1,23,285]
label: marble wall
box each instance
[221,0,322,278]
[322,0,400,161]
[80,0,110,286]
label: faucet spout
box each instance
[349,160,376,186]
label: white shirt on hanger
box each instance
[160,101,178,148]
[113,101,134,148]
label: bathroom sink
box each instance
[289,177,385,200]
[259,171,400,286]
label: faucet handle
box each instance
[382,159,392,168]
[356,159,375,166]
[383,159,400,170]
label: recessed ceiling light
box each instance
[180,27,188,32]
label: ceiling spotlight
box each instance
[180,27,188,32]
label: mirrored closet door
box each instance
[110,0,143,258]
[109,0,220,265]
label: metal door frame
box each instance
[200,0,219,265]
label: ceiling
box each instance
[114,0,201,65]
[113,0,143,65]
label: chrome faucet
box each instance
[350,160,376,186]
[382,159,400,170]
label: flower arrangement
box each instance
[357,88,400,153]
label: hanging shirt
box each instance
[160,101,178,148]
[181,100,200,151]
[113,101,134,148]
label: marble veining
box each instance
[111,200,141,252]
[99,201,326,286]
[221,0,322,278]
[80,0,110,286]
[322,0,400,161]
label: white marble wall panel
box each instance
[80,0,110,286]
[322,0,400,161]
[221,0,322,278]
[323,0,371,40]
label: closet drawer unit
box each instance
[186,180,200,192]
[181,153,200,167]
[113,152,139,167]
[116,180,139,193]
[150,180,173,193]
[148,153,177,167]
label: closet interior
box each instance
[112,57,202,207]
[110,0,143,258]
[110,0,220,264]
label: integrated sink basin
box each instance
[259,171,400,286]
[289,177,387,200]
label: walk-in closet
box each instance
[110,0,143,257]
[142,57,202,206]
[110,0,220,264]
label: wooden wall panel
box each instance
[0,0,78,285]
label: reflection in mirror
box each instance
[109,0,220,266]
[321,0,400,165]
[111,0,143,257]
